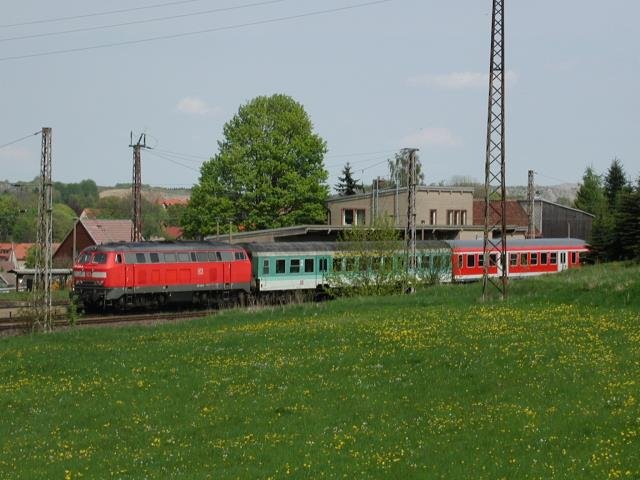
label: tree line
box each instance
[574,159,640,261]
[0,179,186,244]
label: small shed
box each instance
[9,268,73,292]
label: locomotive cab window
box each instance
[304,258,314,273]
[93,253,108,264]
[177,252,190,263]
[276,259,286,274]
[235,251,246,260]
[135,253,147,263]
[150,253,160,263]
[164,253,177,263]
[220,251,234,261]
[195,252,208,262]
[209,252,222,262]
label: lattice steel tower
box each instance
[405,148,419,272]
[33,127,53,331]
[527,169,535,239]
[130,133,147,242]
[482,0,508,300]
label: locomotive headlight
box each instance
[73,271,85,278]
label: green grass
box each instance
[1,263,639,479]
[0,289,70,304]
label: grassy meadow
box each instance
[0,263,639,479]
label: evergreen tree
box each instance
[614,182,640,260]
[335,163,362,196]
[574,167,606,215]
[603,158,628,207]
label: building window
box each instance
[429,209,437,225]
[342,208,366,226]
[446,210,467,226]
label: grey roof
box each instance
[84,241,239,253]
[240,240,450,254]
[447,238,588,248]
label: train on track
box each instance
[72,238,588,311]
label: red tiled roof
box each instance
[472,200,530,227]
[81,219,134,244]
[164,226,183,239]
[158,197,189,207]
[0,243,34,260]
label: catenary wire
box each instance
[0,0,290,43]
[0,130,41,150]
[146,149,202,172]
[1,0,213,28]
[0,0,394,62]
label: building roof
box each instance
[472,200,530,227]
[327,185,475,203]
[0,243,34,261]
[518,199,596,218]
[164,226,184,239]
[80,219,134,244]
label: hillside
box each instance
[1,263,638,478]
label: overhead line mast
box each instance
[33,127,53,331]
[482,0,508,300]
[130,132,149,242]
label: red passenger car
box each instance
[73,241,251,310]
[449,238,589,282]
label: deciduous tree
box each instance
[182,94,329,237]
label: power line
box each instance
[152,148,210,162]
[0,130,41,150]
[1,0,211,28]
[0,0,289,43]
[0,0,394,62]
[146,149,202,172]
[325,148,396,158]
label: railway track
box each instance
[0,308,219,335]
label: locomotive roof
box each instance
[446,238,588,248]
[87,241,239,252]
[239,240,450,254]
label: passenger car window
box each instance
[290,259,300,273]
[263,259,270,275]
[303,258,314,273]
[276,259,285,274]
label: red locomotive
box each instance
[73,241,251,310]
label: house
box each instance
[53,219,134,267]
[0,242,34,270]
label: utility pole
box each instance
[527,170,535,239]
[405,148,419,272]
[33,127,53,332]
[482,0,508,300]
[129,133,148,242]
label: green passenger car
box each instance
[240,241,452,293]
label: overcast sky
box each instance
[1,0,638,191]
